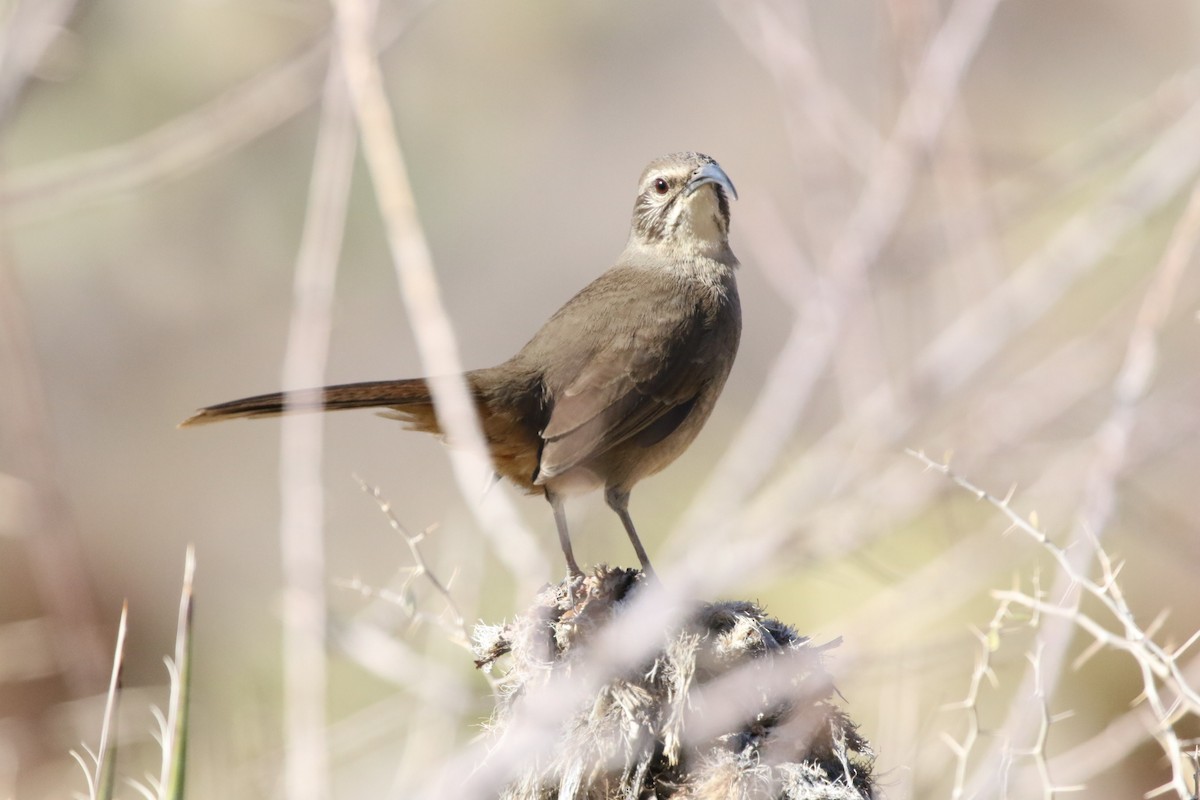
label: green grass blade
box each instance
[160,545,195,800]
[96,602,128,800]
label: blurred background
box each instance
[2,0,1199,797]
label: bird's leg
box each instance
[604,487,656,579]
[545,490,584,578]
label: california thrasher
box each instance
[182,152,741,577]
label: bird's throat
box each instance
[675,188,729,259]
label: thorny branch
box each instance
[910,450,1200,799]
[352,476,470,648]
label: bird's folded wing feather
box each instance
[536,303,712,481]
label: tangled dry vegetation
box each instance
[473,568,874,800]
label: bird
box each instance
[182,152,741,578]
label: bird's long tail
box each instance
[179,378,445,427]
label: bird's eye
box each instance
[653,177,669,195]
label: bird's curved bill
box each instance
[685,162,738,201]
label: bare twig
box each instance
[353,477,470,648]
[910,451,1200,798]
[996,589,1195,799]
[955,170,1200,797]
[330,0,548,589]
[943,598,1010,800]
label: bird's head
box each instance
[629,152,737,260]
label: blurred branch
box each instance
[0,34,329,226]
[275,25,361,800]
[745,305,1116,576]
[912,98,1200,402]
[1078,172,1200,541]
[716,0,879,174]
[715,52,1200,573]
[0,218,106,696]
[896,65,1200,276]
[0,2,430,228]
[329,617,475,709]
[720,88,1200,579]
[449,570,873,799]
[987,66,1200,220]
[0,0,82,122]
[0,2,105,697]
[331,0,548,590]
[675,0,1003,549]
[413,577,703,796]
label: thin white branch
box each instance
[997,591,1195,799]
[946,600,1012,800]
[330,0,548,590]
[277,39,358,800]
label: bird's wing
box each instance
[535,295,715,482]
